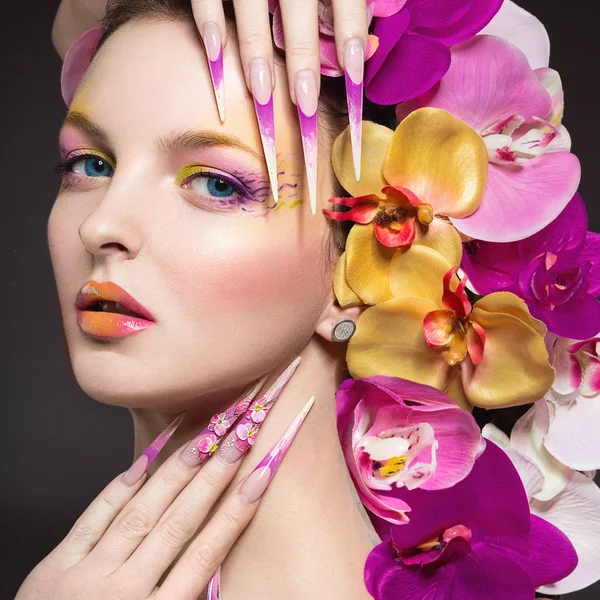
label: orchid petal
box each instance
[504,447,545,500]
[551,343,583,395]
[323,195,380,224]
[536,68,565,125]
[272,5,285,49]
[375,219,416,247]
[451,153,581,242]
[61,26,105,107]
[347,297,452,390]
[332,121,392,197]
[544,390,600,471]
[333,252,364,308]
[478,0,550,69]
[467,321,485,365]
[511,404,574,501]
[371,0,407,18]
[481,423,510,449]
[423,310,455,348]
[463,297,554,408]
[389,244,454,303]
[418,36,552,134]
[318,34,343,76]
[345,223,395,305]
[534,471,600,595]
[383,108,488,218]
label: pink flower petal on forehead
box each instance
[61,26,106,108]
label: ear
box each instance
[315,300,366,343]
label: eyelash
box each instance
[53,153,254,207]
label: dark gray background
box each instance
[1,1,598,598]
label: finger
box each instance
[231,0,280,203]
[51,413,186,568]
[154,396,315,600]
[278,0,320,215]
[118,359,302,588]
[192,0,227,122]
[332,0,368,181]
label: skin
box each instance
[48,17,376,600]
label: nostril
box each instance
[100,242,128,251]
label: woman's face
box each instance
[48,18,337,409]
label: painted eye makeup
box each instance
[54,150,115,188]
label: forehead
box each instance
[71,18,301,157]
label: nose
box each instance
[78,176,145,261]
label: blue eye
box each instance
[206,176,235,197]
[72,156,113,177]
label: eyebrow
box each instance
[61,111,263,162]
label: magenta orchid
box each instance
[365,441,577,600]
[461,194,600,339]
[365,0,502,105]
[196,433,218,456]
[208,412,232,437]
[270,0,389,76]
[484,423,600,595]
[336,376,484,524]
[235,422,259,445]
[399,34,580,242]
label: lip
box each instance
[75,280,155,338]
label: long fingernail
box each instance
[202,22,225,123]
[249,58,278,204]
[179,375,268,468]
[207,566,221,600]
[122,412,186,486]
[216,356,302,465]
[238,395,315,503]
[344,38,364,181]
[295,70,319,216]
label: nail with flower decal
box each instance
[202,22,225,123]
[216,356,302,464]
[179,375,268,468]
[249,57,279,204]
[122,412,186,486]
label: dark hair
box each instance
[95,0,396,257]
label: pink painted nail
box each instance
[249,58,278,204]
[122,412,186,486]
[238,395,315,504]
[344,38,364,181]
[178,375,268,468]
[207,565,221,599]
[216,356,302,465]
[295,70,319,216]
[202,22,225,123]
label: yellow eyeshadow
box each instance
[175,165,211,186]
[73,148,115,169]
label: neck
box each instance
[128,337,379,599]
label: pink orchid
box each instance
[270,0,390,76]
[398,35,580,242]
[484,423,600,595]
[337,376,484,524]
[248,400,267,424]
[235,422,259,445]
[209,412,231,437]
[197,433,218,455]
[479,0,550,69]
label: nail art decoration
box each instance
[207,566,221,600]
[179,375,268,468]
[249,58,279,204]
[238,395,315,504]
[122,412,186,486]
[217,356,302,464]
[295,70,319,215]
[202,22,225,123]
[344,38,365,181]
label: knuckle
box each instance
[219,505,246,530]
[197,465,222,492]
[288,39,318,60]
[114,506,153,540]
[158,511,197,549]
[187,540,220,574]
[157,466,180,490]
[241,31,267,54]
[67,519,98,543]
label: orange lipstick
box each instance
[76,280,155,338]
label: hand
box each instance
[15,364,313,600]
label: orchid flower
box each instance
[399,35,581,242]
[346,251,554,410]
[461,194,600,339]
[365,441,577,600]
[336,376,484,524]
[326,109,487,306]
[484,423,600,595]
[364,0,503,104]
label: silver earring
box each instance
[332,319,356,342]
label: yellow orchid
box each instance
[345,246,555,410]
[327,108,488,307]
